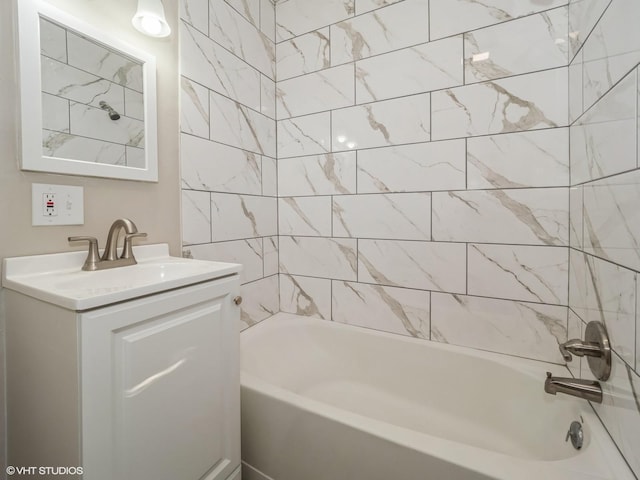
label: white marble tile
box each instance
[582,0,640,110]
[240,275,279,328]
[39,18,66,62]
[468,244,569,305]
[431,293,568,363]
[189,239,263,283]
[260,75,276,119]
[42,130,126,165]
[278,152,357,196]
[357,140,466,193]
[569,249,589,322]
[180,77,209,138]
[277,112,331,158]
[42,93,69,133]
[568,0,611,57]
[331,0,430,65]
[332,281,430,338]
[279,236,357,281]
[69,102,144,148]
[464,7,569,84]
[124,88,143,121]
[224,0,259,27]
[261,156,277,196]
[467,128,569,189]
[280,274,331,319]
[333,193,431,240]
[589,352,640,478]
[182,190,211,245]
[432,188,569,246]
[569,186,583,249]
[570,70,637,184]
[583,170,640,271]
[276,0,354,42]
[637,277,640,372]
[210,0,275,79]
[276,64,354,119]
[358,239,466,293]
[279,196,332,237]
[430,0,568,40]
[125,147,145,168]
[332,94,430,151]
[181,21,261,109]
[569,49,584,123]
[41,57,125,112]
[567,310,583,377]
[432,68,568,140]
[210,91,276,157]
[355,36,463,103]
[180,134,262,195]
[181,0,209,33]
[276,28,330,81]
[66,31,143,92]
[264,236,279,276]
[211,193,277,241]
[355,0,403,15]
[260,0,276,42]
[570,251,636,365]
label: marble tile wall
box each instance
[568,0,640,474]
[275,0,572,366]
[180,0,278,328]
[40,18,145,166]
[178,0,640,472]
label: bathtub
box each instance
[240,313,634,480]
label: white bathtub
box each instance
[240,313,634,480]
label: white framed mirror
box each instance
[16,0,159,182]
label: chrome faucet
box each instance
[69,218,147,271]
[543,321,612,404]
[559,338,603,363]
[102,218,145,262]
[560,321,612,381]
[545,372,603,403]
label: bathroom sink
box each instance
[53,261,217,293]
[2,244,241,310]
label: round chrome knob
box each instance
[233,296,243,306]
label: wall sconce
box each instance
[132,0,171,38]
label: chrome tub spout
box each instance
[544,372,603,403]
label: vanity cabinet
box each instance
[5,270,241,480]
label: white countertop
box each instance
[2,243,242,310]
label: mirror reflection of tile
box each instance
[39,17,145,168]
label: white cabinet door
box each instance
[80,277,240,480]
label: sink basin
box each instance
[2,244,242,310]
[53,261,213,293]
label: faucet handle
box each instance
[559,338,603,363]
[68,236,101,271]
[558,322,612,381]
[121,232,147,260]
[559,342,574,362]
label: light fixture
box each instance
[132,0,171,38]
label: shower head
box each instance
[99,101,121,121]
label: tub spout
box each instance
[544,372,602,403]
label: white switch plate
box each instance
[32,183,84,226]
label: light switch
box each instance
[32,183,84,226]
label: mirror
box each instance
[16,0,158,182]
